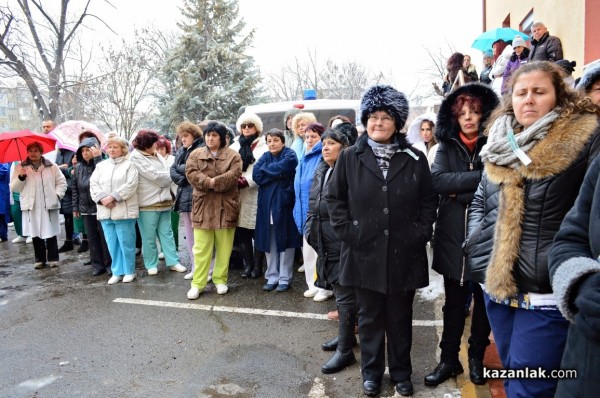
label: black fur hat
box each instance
[435,83,499,143]
[360,85,409,131]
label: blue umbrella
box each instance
[472,27,529,52]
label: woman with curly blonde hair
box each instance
[465,61,600,397]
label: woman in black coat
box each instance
[305,129,355,375]
[327,85,438,397]
[426,83,499,387]
[72,137,111,276]
[170,122,204,280]
[549,156,600,398]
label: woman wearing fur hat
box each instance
[229,112,268,279]
[501,36,530,95]
[576,59,600,106]
[327,85,438,396]
[425,83,499,388]
[465,61,600,397]
[185,122,242,299]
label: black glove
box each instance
[574,272,600,344]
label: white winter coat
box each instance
[90,156,139,221]
[10,158,67,211]
[129,149,173,209]
[229,136,269,229]
[490,45,513,97]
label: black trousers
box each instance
[33,236,58,263]
[333,284,356,312]
[440,276,491,362]
[355,287,415,383]
[82,215,111,272]
[63,213,74,240]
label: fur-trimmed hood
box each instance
[435,83,499,144]
[236,112,263,134]
[484,112,599,300]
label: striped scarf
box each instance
[367,138,399,179]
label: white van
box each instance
[239,99,362,133]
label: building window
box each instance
[521,9,534,37]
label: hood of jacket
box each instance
[435,83,499,143]
[76,137,101,163]
[406,112,437,150]
[283,108,301,132]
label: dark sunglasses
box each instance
[240,123,255,129]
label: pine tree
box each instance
[159,0,262,131]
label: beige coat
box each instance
[186,146,242,230]
[228,136,269,229]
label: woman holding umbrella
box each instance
[10,142,67,269]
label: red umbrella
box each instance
[0,130,57,163]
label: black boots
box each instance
[321,336,339,351]
[240,241,254,278]
[250,251,265,279]
[58,240,74,253]
[424,361,464,386]
[321,309,357,374]
[468,357,485,385]
[77,239,89,253]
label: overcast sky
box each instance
[96,0,484,98]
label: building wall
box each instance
[483,0,594,77]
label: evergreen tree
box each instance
[159,0,262,131]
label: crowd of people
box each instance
[2,19,600,397]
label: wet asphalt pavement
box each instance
[0,224,461,398]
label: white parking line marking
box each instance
[113,298,443,325]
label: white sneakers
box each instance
[12,236,26,243]
[48,261,59,268]
[304,287,319,298]
[147,267,158,275]
[216,284,228,295]
[298,265,306,273]
[187,287,201,300]
[169,264,187,273]
[158,252,165,260]
[313,289,334,302]
[184,271,194,280]
[26,236,33,244]
[108,275,135,284]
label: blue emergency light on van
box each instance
[303,89,317,100]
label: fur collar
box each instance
[21,156,53,168]
[484,112,599,299]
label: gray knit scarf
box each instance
[479,109,560,168]
[367,138,399,179]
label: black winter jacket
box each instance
[327,134,438,294]
[56,148,75,214]
[528,31,563,62]
[548,156,600,398]
[305,161,341,288]
[170,138,204,212]
[465,114,600,299]
[431,83,499,282]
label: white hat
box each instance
[512,35,527,49]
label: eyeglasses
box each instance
[368,114,394,124]
[240,123,255,129]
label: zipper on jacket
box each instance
[450,137,478,171]
[460,204,469,286]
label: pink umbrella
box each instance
[49,120,105,151]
